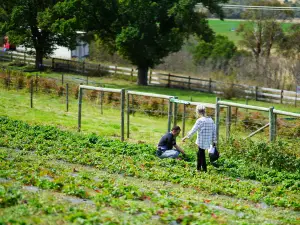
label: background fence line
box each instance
[1,50,300,105]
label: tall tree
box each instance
[0,0,78,69]
[236,0,293,66]
[58,0,228,85]
[279,24,300,86]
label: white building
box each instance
[17,31,89,60]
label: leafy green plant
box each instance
[0,185,23,208]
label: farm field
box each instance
[0,117,299,224]
[0,65,299,224]
[208,19,293,43]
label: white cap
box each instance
[196,104,206,115]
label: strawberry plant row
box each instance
[0,116,299,211]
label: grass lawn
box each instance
[0,71,298,147]
[39,71,300,113]
[208,19,294,43]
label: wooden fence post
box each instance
[35,74,38,92]
[274,113,277,139]
[215,97,220,145]
[82,61,85,74]
[86,74,89,85]
[255,86,258,101]
[62,74,64,85]
[121,89,125,141]
[226,106,231,141]
[269,107,276,142]
[295,88,298,107]
[161,99,164,116]
[115,66,117,76]
[209,78,212,93]
[280,90,283,104]
[182,104,186,138]
[99,91,103,115]
[10,52,13,61]
[188,76,191,89]
[168,99,173,132]
[131,95,135,117]
[24,52,26,64]
[235,107,238,125]
[168,73,171,88]
[173,97,178,126]
[66,83,69,112]
[149,70,152,84]
[127,92,130,139]
[30,79,33,108]
[52,58,55,69]
[78,87,83,132]
[7,72,10,90]
[67,60,70,72]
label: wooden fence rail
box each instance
[1,50,300,105]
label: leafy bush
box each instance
[15,75,25,89]
[0,185,23,208]
[222,139,300,173]
[73,85,79,99]
[39,78,57,93]
[218,83,245,100]
[2,75,11,88]
[56,86,65,97]
[87,90,98,101]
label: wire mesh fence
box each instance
[0,68,299,146]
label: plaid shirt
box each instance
[186,116,216,149]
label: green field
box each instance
[208,19,293,43]
[0,63,300,224]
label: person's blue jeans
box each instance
[159,150,180,159]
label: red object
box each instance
[3,36,16,50]
[4,43,10,49]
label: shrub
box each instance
[87,90,98,101]
[15,75,25,89]
[73,85,79,99]
[40,78,57,93]
[241,111,267,131]
[57,86,65,97]
[222,139,300,173]
[218,83,245,99]
[3,75,11,88]
[105,92,120,105]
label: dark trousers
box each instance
[197,148,207,172]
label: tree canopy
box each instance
[192,35,237,63]
[236,0,293,65]
[0,0,78,69]
[57,0,228,85]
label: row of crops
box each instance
[0,116,299,224]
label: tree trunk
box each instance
[137,66,148,86]
[35,49,44,70]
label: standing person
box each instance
[157,125,185,159]
[182,105,216,172]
